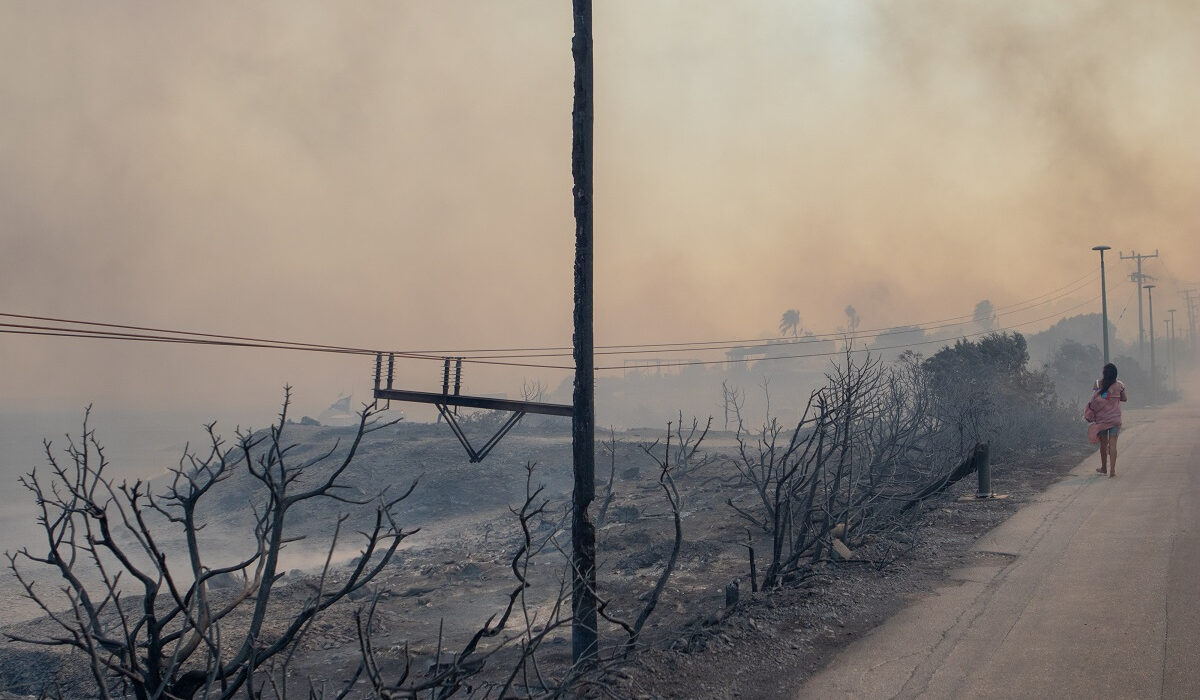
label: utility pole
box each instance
[1146,284,1157,404]
[1092,246,1112,363]
[569,0,598,665]
[1167,309,1177,392]
[1121,249,1158,356]
[1181,288,1198,358]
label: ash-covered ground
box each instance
[0,416,1092,697]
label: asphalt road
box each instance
[797,379,1200,700]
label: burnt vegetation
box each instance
[6,390,416,698]
[3,332,1091,697]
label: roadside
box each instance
[613,439,1095,699]
[793,395,1200,699]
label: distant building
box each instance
[317,394,357,427]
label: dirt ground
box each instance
[0,419,1094,698]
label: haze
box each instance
[1,0,1197,424]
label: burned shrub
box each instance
[922,332,1067,455]
[6,390,416,699]
[725,352,957,589]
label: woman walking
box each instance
[1085,362,1128,477]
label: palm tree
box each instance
[780,309,801,337]
[844,305,860,334]
[973,299,997,330]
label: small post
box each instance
[386,353,395,390]
[374,353,382,392]
[744,530,758,593]
[975,443,992,498]
[441,358,451,395]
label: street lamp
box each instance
[1092,245,1112,363]
[1145,284,1156,403]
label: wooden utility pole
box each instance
[570,0,598,664]
[1120,249,1158,356]
[1146,284,1157,403]
[1167,309,1177,391]
[1181,288,1198,357]
[1092,246,1111,363]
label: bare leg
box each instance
[1108,434,1118,477]
[1097,434,1109,474]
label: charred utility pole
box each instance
[570,0,598,664]
[1120,249,1158,356]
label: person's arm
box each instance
[1120,383,1128,402]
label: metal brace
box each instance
[435,403,526,463]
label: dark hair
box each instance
[1099,363,1118,395]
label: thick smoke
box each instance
[0,1,1195,417]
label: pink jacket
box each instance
[1085,380,1127,443]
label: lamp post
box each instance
[1092,245,1112,363]
[1145,284,1157,403]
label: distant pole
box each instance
[1121,249,1158,357]
[1168,309,1177,391]
[1146,284,1157,404]
[1093,246,1112,363]
[1163,318,1172,390]
[569,0,598,664]
[1181,289,1198,358]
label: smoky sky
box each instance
[0,1,1196,419]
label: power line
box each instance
[0,324,372,355]
[445,276,1097,361]
[0,326,571,372]
[1114,284,1138,323]
[591,293,1103,371]
[0,312,417,358]
[392,271,1098,357]
[0,272,1103,373]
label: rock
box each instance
[614,505,640,523]
[299,416,321,426]
[207,571,239,589]
[403,585,440,598]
